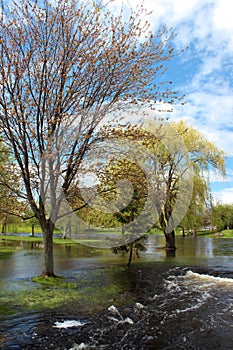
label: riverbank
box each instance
[2,228,233,247]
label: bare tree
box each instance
[0,0,179,277]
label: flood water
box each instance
[1,235,233,349]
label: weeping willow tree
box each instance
[97,120,225,255]
[145,120,225,252]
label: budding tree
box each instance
[0,0,179,276]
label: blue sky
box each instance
[111,0,233,204]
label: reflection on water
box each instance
[1,235,233,349]
[1,235,233,280]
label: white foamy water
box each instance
[69,344,88,350]
[53,320,86,328]
[185,270,233,287]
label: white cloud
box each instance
[208,169,233,183]
[212,188,233,204]
[113,0,233,154]
[213,0,233,31]
[114,0,233,205]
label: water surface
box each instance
[1,235,233,349]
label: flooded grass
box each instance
[0,305,16,316]
[32,275,78,288]
[0,281,134,315]
[0,247,15,259]
[0,263,135,317]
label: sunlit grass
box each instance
[0,234,77,245]
[0,235,43,242]
[198,229,233,238]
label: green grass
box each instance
[5,223,42,234]
[5,223,62,235]
[0,234,78,245]
[0,234,43,242]
[32,275,78,288]
[198,229,233,238]
[0,267,135,314]
[0,305,16,315]
[0,247,15,259]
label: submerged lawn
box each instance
[0,266,135,316]
[0,234,135,316]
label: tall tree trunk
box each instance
[42,225,56,277]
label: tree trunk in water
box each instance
[2,217,6,235]
[127,243,133,267]
[31,224,35,237]
[42,226,56,277]
[181,227,185,237]
[165,230,176,257]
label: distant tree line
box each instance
[210,203,233,231]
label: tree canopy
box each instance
[96,120,225,252]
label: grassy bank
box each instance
[197,229,233,238]
[5,223,62,235]
[0,234,78,245]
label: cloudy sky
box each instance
[115,0,233,204]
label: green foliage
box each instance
[145,120,225,236]
[211,203,233,231]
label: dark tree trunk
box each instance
[127,243,133,267]
[181,227,185,237]
[165,230,176,252]
[42,225,56,277]
[31,224,35,237]
[2,217,7,235]
[166,249,176,257]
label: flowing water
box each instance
[1,235,233,349]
